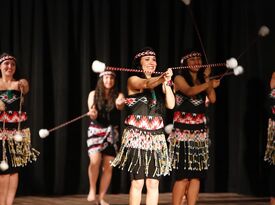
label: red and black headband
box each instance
[180,52,201,65]
[0,55,16,64]
[134,50,156,60]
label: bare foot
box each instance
[87,192,96,202]
[87,199,99,205]
[99,199,109,205]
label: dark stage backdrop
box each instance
[0,0,274,197]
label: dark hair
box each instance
[131,47,156,78]
[0,52,16,64]
[0,52,10,58]
[178,49,206,86]
[94,76,118,112]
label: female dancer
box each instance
[87,71,124,205]
[0,53,39,205]
[111,47,175,205]
[168,50,220,205]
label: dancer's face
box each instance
[187,56,202,72]
[140,55,157,76]
[0,59,16,77]
[102,74,115,89]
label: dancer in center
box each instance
[111,47,175,205]
[168,50,220,205]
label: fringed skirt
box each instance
[0,128,40,174]
[87,121,118,157]
[168,128,209,179]
[111,126,170,178]
[264,118,275,165]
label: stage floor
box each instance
[14,193,269,205]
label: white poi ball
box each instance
[233,66,244,76]
[181,0,191,5]
[226,57,238,69]
[258,25,270,37]
[13,132,23,142]
[92,60,106,73]
[164,124,174,134]
[39,129,50,139]
[0,161,9,171]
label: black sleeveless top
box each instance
[95,100,120,127]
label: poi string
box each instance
[99,62,232,75]
[182,0,244,81]
[216,70,230,80]
[39,113,89,138]
[17,87,24,131]
[237,25,270,60]
[13,88,25,142]
[184,0,209,64]
[209,66,244,80]
[49,113,88,133]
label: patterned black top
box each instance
[124,90,164,131]
[0,90,27,129]
[173,91,206,131]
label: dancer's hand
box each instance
[116,97,125,107]
[163,68,173,82]
[88,105,98,120]
[0,100,5,111]
[210,79,220,88]
[17,79,29,94]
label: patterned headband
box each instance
[134,50,156,60]
[99,71,116,78]
[180,52,202,64]
[0,55,16,64]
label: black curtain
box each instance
[0,0,274,196]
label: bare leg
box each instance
[271,197,275,205]
[6,173,18,205]
[145,178,159,205]
[181,195,187,205]
[0,174,10,205]
[172,179,189,205]
[129,179,144,205]
[87,152,102,202]
[181,184,189,205]
[186,179,200,205]
[98,155,114,205]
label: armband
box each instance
[165,80,173,87]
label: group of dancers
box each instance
[86,46,274,205]
[0,48,274,205]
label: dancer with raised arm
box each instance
[111,47,175,205]
[168,50,220,205]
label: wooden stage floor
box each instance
[14,193,269,205]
